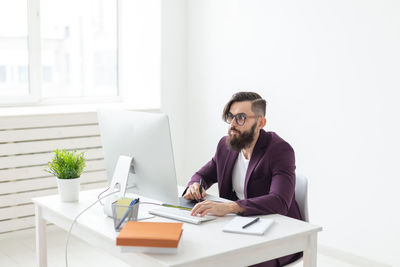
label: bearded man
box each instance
[183,92,303,267]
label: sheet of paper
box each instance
[222,216,274,235]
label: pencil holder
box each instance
[112,199,139,231]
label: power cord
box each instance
[65,190,164,267]
[65,189,119,267]
[138,202,162,206]
[97,186,110,206]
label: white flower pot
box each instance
[56,177,81,202]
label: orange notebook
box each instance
[116,221,183,248]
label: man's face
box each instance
[226,101,259,151]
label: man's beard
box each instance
[226,122,257,151]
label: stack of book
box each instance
[116,221,183,254]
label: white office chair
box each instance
[284,174,309,267]
[294,174,309,222]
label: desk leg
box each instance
[35,205,47,267]
[303,233,317,267]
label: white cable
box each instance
[64,189,120,267]
[138,202,162,206]
[64,187,161,267]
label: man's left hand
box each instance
[190,200,245,217]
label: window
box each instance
[0,0,29,98]
[41,0,117,98]
[0,0,119,105]
[18,66,29,83]
[0,66,7,82]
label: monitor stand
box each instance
[103,155,135,217]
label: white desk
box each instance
[33,189,322,267]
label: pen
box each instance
[116,198,139,230]
[242,217,260,229]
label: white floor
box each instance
[0,226,358,267]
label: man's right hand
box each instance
[183,182,206,201]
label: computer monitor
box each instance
[97,109,180,206]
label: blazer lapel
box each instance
[244,130,268,198]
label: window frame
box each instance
[0,0,122,106]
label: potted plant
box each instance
[45,149,86,202]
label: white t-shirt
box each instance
[232,151,250,200]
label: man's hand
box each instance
[190,200,245,217]
[183,182,206,201]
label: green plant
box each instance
[45,149,86,179]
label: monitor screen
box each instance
[97,109,179,206]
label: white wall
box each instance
[160,0,187,183]
[120,0,161,109]
[120,0,187,183]
[184,1,400,266]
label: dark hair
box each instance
[222,92,266,121]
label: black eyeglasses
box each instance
[225,112,258,126]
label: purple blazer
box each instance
[188,129,302,220]
[188,130,303,266]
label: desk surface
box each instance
[33,189,322,267]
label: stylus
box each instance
[199,178,204,202]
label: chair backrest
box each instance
[294,174,309,222]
